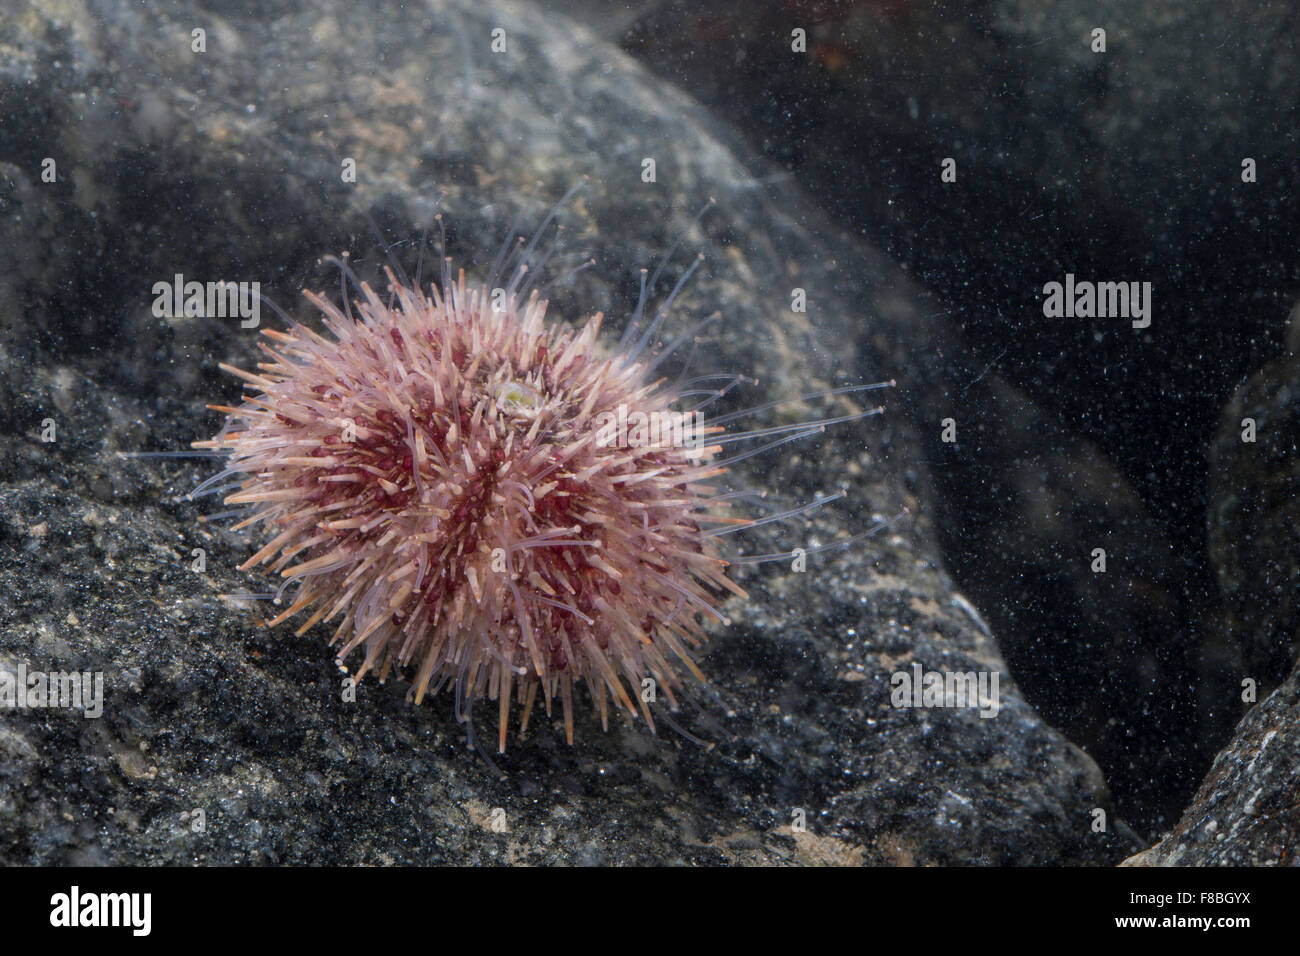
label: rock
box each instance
[1124,656,1300,866]
[0,0,1135,863]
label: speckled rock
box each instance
[0,0,1136,864]
[1123,657,1300,866]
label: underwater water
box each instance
[1,0,1297,896]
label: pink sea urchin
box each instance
[194,210,886,755]
[196,253,758,752]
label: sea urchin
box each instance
[195,248,760,753]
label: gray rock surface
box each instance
[1124,657,1300,866]
[0,0,1136,863]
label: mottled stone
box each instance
[1124,657,1300,866]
